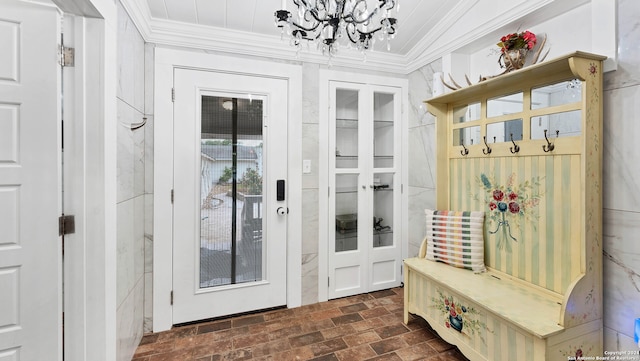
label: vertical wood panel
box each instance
[552,156,563,292]
[504,157,514,275]
[523,156,533,282]
[544,156,555,290]
[508,326,517,361]
[559,156,570,291]
[570,155,583,278]
[534,156,544,286]
[525,333,534,361]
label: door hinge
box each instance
[328,277,330,287]
[171,88,175,102]
[58,45,75,67]
[171,189,174,204]
[170,291,174,305]
[59,214,76,236]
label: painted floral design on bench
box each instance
[432,290,490,344]
[475,173,543,252]
[559,344,594,360]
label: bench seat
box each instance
[404,258,564,339]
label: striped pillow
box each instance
[423,209,486,273]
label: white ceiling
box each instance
[146,0,461,55]
[141,0,464,56]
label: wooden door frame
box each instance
[153,47,302,332]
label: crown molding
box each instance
[119,0,595,75]
[118,0,153,39]
[119,0,409,74]
[405,0,561,73]
[404,0,480,63]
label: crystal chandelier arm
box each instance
[296,0,328,23]
[291,19,321,32]
[275,9,320,34]
[346,29,361,45]
[380,0,396,11]
[346,0,379,25]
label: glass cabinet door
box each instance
[335,174,359,252]
[372,172,394,248]
[335,88,359,169]
[373,92,395,169]
[328,81,403,300]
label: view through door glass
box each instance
[200,95,264,288]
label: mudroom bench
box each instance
[404,52,605,361]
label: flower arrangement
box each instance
[497,30,537,53]
[496,30,537,71]
[475,173,543,252]
[432,290,489,344]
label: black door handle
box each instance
[277,179,285,201]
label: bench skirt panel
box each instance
[404,263,604,360]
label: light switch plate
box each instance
[303,160,311,174]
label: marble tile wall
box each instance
[116,1,146,360]
[404,0,640,351]
[601,0,640,350]
[301,63,320,305]
[406,60,441,257]
[143,41,155,334]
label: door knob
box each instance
[277,207,288,215]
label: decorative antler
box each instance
[440,74,460,90]
[437,34,550,92]
[464,74,473,86]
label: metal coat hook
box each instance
[482,136,492,155]
[460,142,469,156]
[509,133,520,154]
[542,129,558,152]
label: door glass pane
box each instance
[335,174,358,252]
[200,95,264,288]
[374,92,394,168]
[336,89,358,168]
[373,173,394,248]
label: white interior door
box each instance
[328,82,403,299]
[0,1,62,359]
[328,83,369,299]
[368,86,403,293]
[172,68,288,324]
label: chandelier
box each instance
[274,0,398,57]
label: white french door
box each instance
[0,1,62,359]
[172,68,288,324]
[328,81,403,299]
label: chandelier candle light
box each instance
[275,0,398,58]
